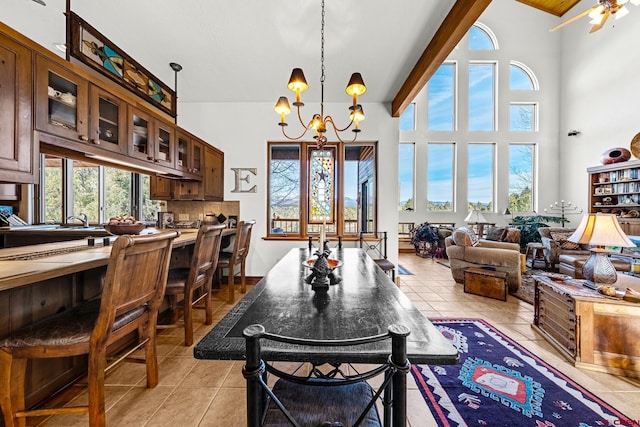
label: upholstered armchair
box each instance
[537,227,590,270]
[445,227,523,292]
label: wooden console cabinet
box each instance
[533,275,640,379]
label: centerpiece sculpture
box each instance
[305,242,341,291]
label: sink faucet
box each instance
[67,213,89,228]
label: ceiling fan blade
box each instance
[31,0,46,5]
[550,5,599,32]
[589,11,610,32]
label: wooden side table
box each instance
[526,242,548,269]
[533,274,640,379]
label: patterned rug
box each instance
[412,319,638,427]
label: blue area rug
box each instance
[412,319,638,427]
[398,265,412,275]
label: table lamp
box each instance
[464,210,488,224]
[567,213,634,287]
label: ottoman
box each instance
[558,254,631,279]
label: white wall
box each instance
[559,0,640,214]
[178,102,399,276]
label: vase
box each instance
[600,147,631,165]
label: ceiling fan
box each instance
[550,0,640,33]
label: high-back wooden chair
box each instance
[161,224,226,346]
[216,220,255,303]
[0,230,179,427]
[243,323,411,427]
[360,231,396,282]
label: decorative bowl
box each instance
[302,258,342,269]
[104,222,146,235]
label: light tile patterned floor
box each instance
[33,254,640,426]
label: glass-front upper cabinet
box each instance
[153,119,175,169]
[176,131,203,177]
[127,106,153,162]
[35,55,89,142]
[191,139,203,176]
[88,85,126,153]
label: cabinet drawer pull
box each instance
[79,135,88,141]
[91,139,100,145]
[147,156,154,161]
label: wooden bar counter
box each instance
[0,228,212,410]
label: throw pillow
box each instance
[485,226,507,241]
[503,228,521,244]
[550,231,580,250]
[452,227,479,247]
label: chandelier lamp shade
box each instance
[568,213,634,285]
[274,0,366,148]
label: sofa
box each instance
[537,227,590,270]
[558,254,631,278]
[445,227,523,292]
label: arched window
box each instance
[510,61,539,90]
[469,23,498,50]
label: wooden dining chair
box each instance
[243,323,411,427]
[160,223,226,346]
[216,220,255,303]
[360,231,396,282]
[0,230,179,427]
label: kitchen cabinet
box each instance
[0,31,37,184]
[149,175,172,200]
[588,160,640,234]
[88,85,127,153]
[204,146,224,201]
[150,144,224,201]
[128,106,175,168]
[176,131,204,178]
[35,55,89,144]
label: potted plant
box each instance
[511,214,565,251]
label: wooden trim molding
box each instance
[391,0,492,118]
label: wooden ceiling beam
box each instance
[391,0,492,118]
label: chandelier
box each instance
[274,0,366,148]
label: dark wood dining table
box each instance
[194,247,458,365]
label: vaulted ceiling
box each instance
[6,0,577,117]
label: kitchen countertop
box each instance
[0,229,201,291]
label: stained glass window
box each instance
[309,148,335,224]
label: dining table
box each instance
[195,247,458,365]
[195,247,458,425]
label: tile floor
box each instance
[32,253,640,426]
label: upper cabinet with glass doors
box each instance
[176,131,203,178]
[35,55,89,143]
[127,106,175,168]
[88,85,127,153]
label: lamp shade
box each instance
[464,210,488,223]
[568,214,634,247]
[345,72,367,97]
[287,68,309,93]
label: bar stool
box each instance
[160,224,226,346]
[0,231,178,427]
[216,220,255,303]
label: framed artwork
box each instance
[67,12,176,117]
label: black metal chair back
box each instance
[243,324,410,427]
[359,231,396,282]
